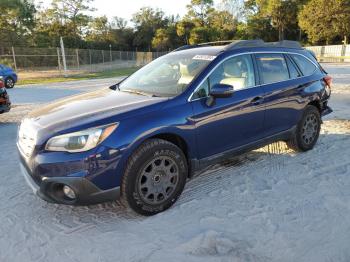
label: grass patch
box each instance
[17,67,139,86]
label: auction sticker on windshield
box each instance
[193,55,217,61]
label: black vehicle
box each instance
[0,77,11,113]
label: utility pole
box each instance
[60,37,67,77]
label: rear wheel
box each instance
[287,105,321,152]
[5,77,15,88]
[121,139,188,216]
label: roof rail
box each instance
[224,40,302,50]
[197,40,237,46]
[172,40,236,52]
[173,40,303,52]
[172,45,198,52]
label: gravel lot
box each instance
[0,66,350,262]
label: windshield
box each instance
[119,51,217,97]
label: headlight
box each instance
[45,123,118,153]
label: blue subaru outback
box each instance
[18,40,332,215]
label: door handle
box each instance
[251,96,264,105]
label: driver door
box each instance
[189,54,266,160]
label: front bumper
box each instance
[20,162,120,205]
[0,103,11,113]
[321,105,333,116]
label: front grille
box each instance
[18,119,37,158]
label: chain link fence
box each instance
[0,46,167,78]
[0,44,349,80]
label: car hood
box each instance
[27,89,167,130]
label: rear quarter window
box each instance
[290,54,316,76]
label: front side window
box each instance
[290,54,316,76]
[192,54,256,99]
[256,53,289,84]
[119,51,215,97]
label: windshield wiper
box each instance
[121,89,158,97]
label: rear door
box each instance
[255,53,304,136]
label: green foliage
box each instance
[0,58,14,67]
[298,0,350,44]
[1,0,349,51]
[185,0,215,27]
[254,0,304,41]
[0,0,36,46]
[132,7,168,51]
[236,17,278,41]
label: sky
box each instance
[36,0,221,22]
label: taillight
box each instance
[323,75,332,88]
[0,80,4,89]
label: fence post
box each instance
[102,50,105,65]
[75,49,80,70]
[60,37,67,77]
[57,48,62,74]
[321,46,325,62]
[89,49,92,72]
[341,44,346,63]
[109,45,112,70]
[11,47,17,71]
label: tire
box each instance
[121,139,188,216]
[287,105,321,152]
[5,77,15,88]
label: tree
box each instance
[0,0,36,46]
[152,16,182,51]
[85,16,115,49]
[132,7,168,51]
[298,0,350,44]
[209,10,237,40]
[236,16,278,41]
[51,0,95,36]
[176,20,196,44]
[185,0,214,27]
[180,0,237,44]
[34,0,95,48]
[255,0,302,41]
[218,0,245,20]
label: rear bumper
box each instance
[20,162,120,205]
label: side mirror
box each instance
[206,84,234,107]
[209,83,234,98]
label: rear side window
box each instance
[285,56,301,78]
[290,54,316,76]
[255,54,289,84]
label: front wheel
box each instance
[286,105,321,152]
[121,139,188,216]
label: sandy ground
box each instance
[0,65,350,262]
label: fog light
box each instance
[63,185,76,199]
